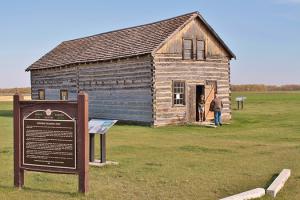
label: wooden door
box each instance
[188,85,196,122]
[205,83,216,121]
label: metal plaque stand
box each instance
[236,96,247,110]
[88,119,118,167]
[89,134,106,163]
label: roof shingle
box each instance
[26,11,235,71]
[27,12,196,71]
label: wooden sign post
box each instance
[13,92,89,193]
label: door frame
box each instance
[195,85,205,122]
[187,84,196,123]
[204,80,217,121]
[187,83,206,123]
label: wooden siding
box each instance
[153,55,231,126]
[31,67,78,100]
[157,18,231,59]
[31,55,153,123]
[153,18,231,126]
[78,56,153,123]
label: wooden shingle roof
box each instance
[27,11,235,71]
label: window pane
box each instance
[60,90,68,100]
[173,81,185,105]
[183,39,192,49]
[196,40,205,60]
[183,39,193,60]
[197,51,204,60]
[183,51,192,59]
[39,90,45,100]
[197,40,205,50]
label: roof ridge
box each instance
[65,11,198,43]
[27,11,235,71]
[66,11,198,64]
[151,12,198,54]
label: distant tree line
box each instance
[231,84,300,92]
[0,87,31,95]
[1,85,300,95]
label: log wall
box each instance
[78,55,153,123]
[153,18,231,126]
[31,67,78,100]
[31,55,153,124]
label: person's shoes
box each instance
[220,123,223,126]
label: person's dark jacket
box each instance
[210,97,223,112]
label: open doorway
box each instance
[204,81,217,121]
[196,85,205,122]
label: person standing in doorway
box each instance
[211,94,223,126]
[198,94,205,122]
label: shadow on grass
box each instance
[0,184,79,197]
[179,145,234,154]
[0,110,12,117]
[23,187,79,197]
[0,147,12,155]
[0,185,13,190]
[264,173,279,189]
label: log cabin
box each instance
[26,11,236,127]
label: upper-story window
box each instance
[182,39,193,60]
[38,89,45,100]
[60,90,68,100]
[196,40,205,60]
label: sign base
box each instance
[89,160,119,167]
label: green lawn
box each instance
[0,92,300,200]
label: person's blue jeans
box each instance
[214,111,222,126]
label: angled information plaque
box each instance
[88,119,117,165]
[88,119,117,134]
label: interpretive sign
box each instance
[23,110,76,169]
[236,96,247,110]
[88,119,117,134]
[13,92,89,193]
[88,119,117,164]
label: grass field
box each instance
[0,92,300,200]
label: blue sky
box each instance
[0,0,299,88]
